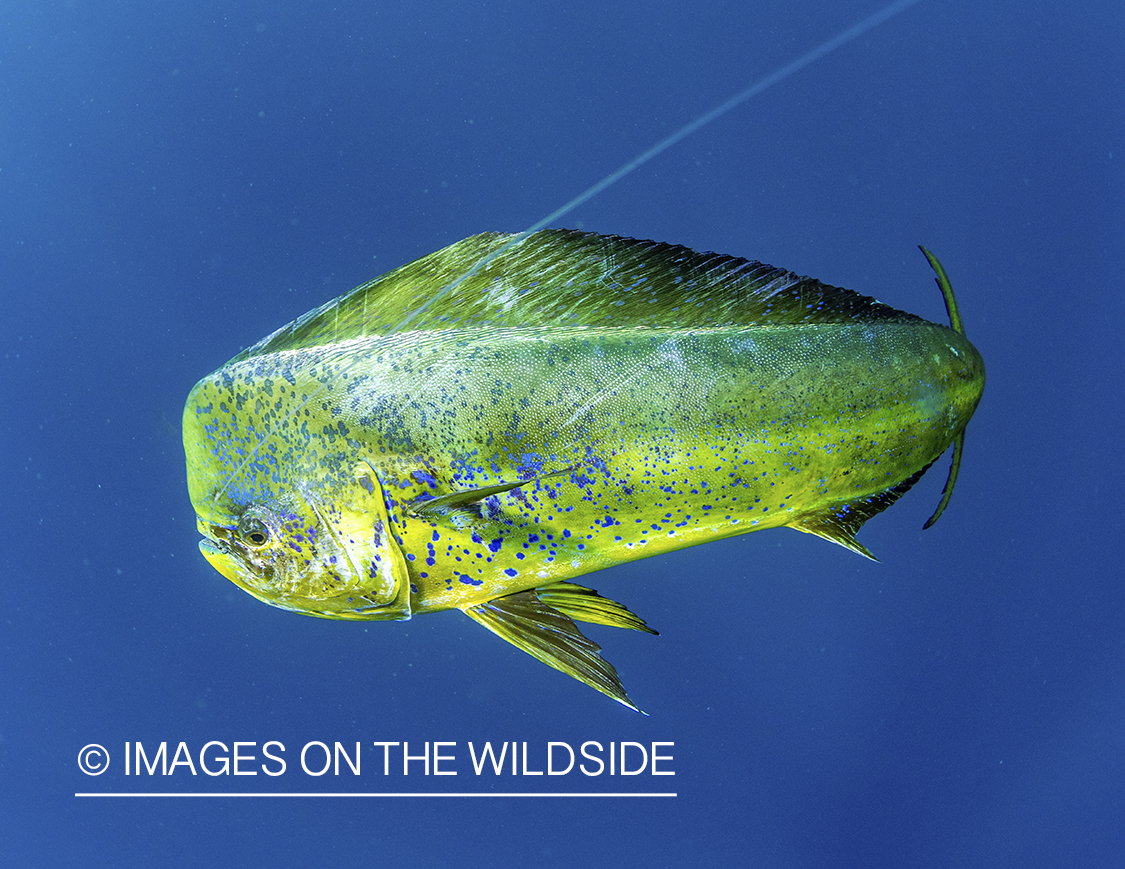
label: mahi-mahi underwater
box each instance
[183,230,984,710]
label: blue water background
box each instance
[3,1,1123,865]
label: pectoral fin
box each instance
[463,582,654,712]
[409,467,574,520]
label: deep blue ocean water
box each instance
[4,1,1123,866]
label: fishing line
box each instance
[210,0,927,519]
[386,0,926,334]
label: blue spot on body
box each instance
[412,469,438,488]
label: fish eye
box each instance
[237,514,271,548]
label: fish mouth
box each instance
[198,535,252,586]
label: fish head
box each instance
[182,366,412,621]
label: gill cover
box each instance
[307,461,413,620]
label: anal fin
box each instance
[463,582,653,712]
[792,462,934,561]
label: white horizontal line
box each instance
[75,792,676,798]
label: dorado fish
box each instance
[182,230,984,710]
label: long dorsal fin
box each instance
[239,230,927,359]
[463,582,654,712]
[792,463,934,560]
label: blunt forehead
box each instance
[184,372,363,538]
[184,359,300,491]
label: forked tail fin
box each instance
[919,246,969,530]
